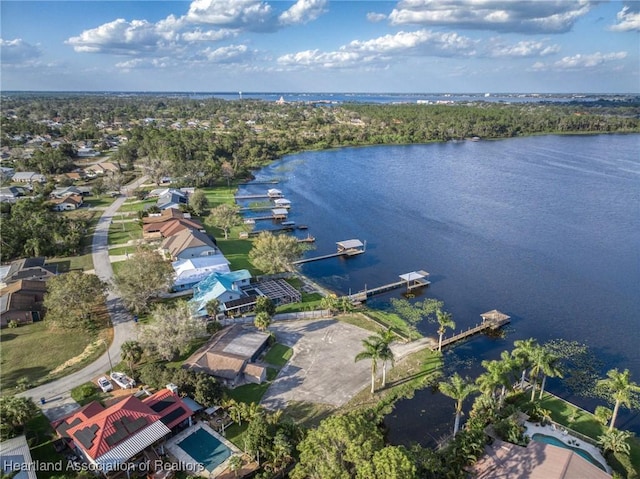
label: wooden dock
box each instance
[433,310,511,350]
[349,270,430,302]
[292,239,365,265]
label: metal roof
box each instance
[0,435,37,479]
[94,421,171,471]
[399,271,430,281]
[336,239,364,249]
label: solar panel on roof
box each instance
[74,424,99,449]
[160,407,186,426]
[105,420,130,446]
[149,397,176,413]
[123,416,148,434]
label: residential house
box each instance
[156,189,188,210]
[50,185,84,198]
[0,257,57,286]
[189,270,252,317]
[76,147,100,157]
[184,325,269,387]
[50,194,83,211]
[0,279,48,327]
[0,166,15,181]
[0,186,25,202]
[84,162,119,177]
[171,256,231,292]
[11,171,46,183]
[53,390,193,475]
[142,208,184,224]
[160,229,217,260]
[0,435,38,479]
[142,217,205,240]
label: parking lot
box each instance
[260,319,374,410]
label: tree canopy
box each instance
[43,271,108,331]
[248,231,308,274]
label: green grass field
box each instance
[0,321,109,390]
[263,343,293,368]
[118,198,157,212]
[45,253,95,272]
[108,220,142,245]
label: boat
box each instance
[281,221,296,227]
[297,225,308,230]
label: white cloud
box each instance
[1,38,43,64]
[278,29,477,69]
[532,51,628,71]
[186,0,275,30]
[115,57,172,70]
[201,44,252,62]
[367,12,388,23]
[388,0,594,33]
[66,18,179,54]
[279,0,327,26]
[489,39,560,58]
[181,29,236,42]
[610,6,640,32]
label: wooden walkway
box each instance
[433,311,511,350]
[349,270,431,302]
[292,248,364,265]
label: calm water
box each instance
[238,134,640,442]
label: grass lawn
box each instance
[107,245,137,256]
[83,195,118,208]
[362,308,422,340]
[226,368,278,405]
[46,253,94,272]
[263,343,293,368]
[215,235,262,274]
[222,422,249,449]
[108,220,142,245]
[200,186,237,208]
[0,321,112,391]
[71,381,111,405]
[336,312,388,334]
[275,294,323,314]
[118,198,157,212]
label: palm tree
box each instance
[377,329,395,388]
[537,351,563,400]
[436,310,455,352]
[121,340,143,376]
[598,429,632,456]
[227,454,243,478]
[439,373,478,435]
[512,338,537,390]
[528,345,561,402]
[597,368,640,431]
[477,351,515,407]
[355,336,383,394]
[254,312,271,332]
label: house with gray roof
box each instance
[160,229,217,260]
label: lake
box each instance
[237,133,640,442]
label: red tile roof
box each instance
[143,389,193,429]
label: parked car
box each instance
[110,371,136,389]
[97,376,113,393]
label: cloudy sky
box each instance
[1,0,638,93]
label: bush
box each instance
[71,382,97,402]
[8,320,18,329]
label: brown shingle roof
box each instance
[161,229,215,257]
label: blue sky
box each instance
[1,0,638,93]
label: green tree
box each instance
[597,368,640,431]
[227,455,243,478]
[320,293,339,313]
[205,298,221,318]
[248,231,307,274]
[436,309,455,352]
[355,336,383,394]
[594,405,613,427]
[254,296,276,316]
[112,246,173,314]
[244,413,270,465]
[291,412,384,479]
[0,397,38,441]
[193,375,222,407]
[121,340,143,376]
[598,429,632,456]
[528,345,563,401]
[376,329,395,388]
[476,351,517,407]
[254,311,271,332]
[356,446,417,479]
[512,338,537,389]
[205,204,242,239]
[439,373,477,436]
[138,301,207,360]
[189,189,210,216]
[43,271,108,331]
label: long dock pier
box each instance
[292,239,365,265]
[349,270,430,302]
[434,310,511,350]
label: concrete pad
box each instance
[39,393,80,422]
[260,319,373,410]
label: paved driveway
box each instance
[260,319,374,410]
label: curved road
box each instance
[19,176,148,420]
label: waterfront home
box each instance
[189,270,252,316]
[142,217,205,240]
[171,256,231,292]
[160,229,217,260]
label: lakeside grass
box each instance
[0,320,113,391]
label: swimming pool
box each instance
[177,427,232,472]
[531,433,606,471]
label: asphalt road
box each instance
[18,176,148,419]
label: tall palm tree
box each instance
[528,345,562,402]
[377,329,396,388]
[439,373,478,435]
[355,336,383,394]
[477,351,516,407]
[121,340,143,376]
[597,368,640,431]
[512,338,537,390]
[436,310,455,352]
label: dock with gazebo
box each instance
[435,309,511,350]
[292,239,366,265]
[348,270,431,302]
